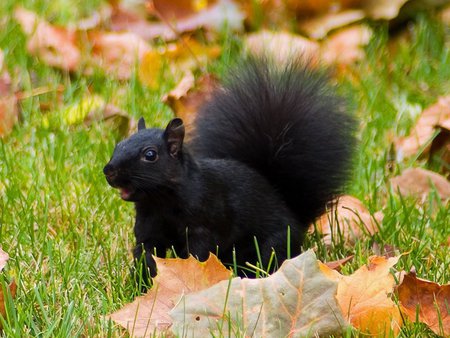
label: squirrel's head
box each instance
[103,117,185,202]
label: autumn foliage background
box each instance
[0,0,449,337]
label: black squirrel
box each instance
[103,55,356,281]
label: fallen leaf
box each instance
[108,254,232,336]
[155,0,244,38]
[245,30,321,64]
[320,255,403,336]
[324,255,354,271]
[0,52,18,137]
[169,250,348,337]
[110,5,169,41]
[163,71,218,138]
[321,25,372,66]
[139,38,220,89]
[72,4,113,30]
[0,248,9,272]
[396,95,450,160]
[152,0,210,21]
[88,31,152,80]
[14,8,81,71]
[299,9,365,40]
[311,195,379,245]
[397,270,450,336]
[0,248,16,329]
[440,4,450,25]
[112,0,244,41]
[364,0,410,20]
[389,167,450,201]
[43,94,130,136]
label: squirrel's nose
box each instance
[103,163,117,177]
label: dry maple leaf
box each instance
[169,250,347,337]
[0,52,18,137]
[311,195,379,246]
[163,71,218,139]
[108,254,232,337]
[245,30,321,65]
[88,31,152,80]
[396,95,450,163]
[324,255,355,272]
[397,270,450,336]
[14,8,81,71]
[389,167,450,201]
[0,248,16,329]
[139,38,220,89]
[320,255,403,336]
[363,0,410,20]
[112,0,244,41]
[298,9,365,40]
[320,24,372,66]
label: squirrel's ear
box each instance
[164,118,185,158]
[138,117,146,131]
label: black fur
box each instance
[104,55,356,282]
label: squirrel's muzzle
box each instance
[103,163,118,181]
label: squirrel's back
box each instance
[192,55,356,226]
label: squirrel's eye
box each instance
[143,149,158,162]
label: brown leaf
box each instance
[169,250,347,337]
[245,30,321,64]
[0,248,9,272]
[139,38,220,89]
[398,270,450,336]
[108,254,232,336]
[163,71,218,138]
[299,9,365,40]
[389,167,450,200]
[110,5,170,41]
[0,52,18,137]
[363,0,410,20]
[88,31,152,80]
[0,248,16,329]
[155,0,244,37]
[321,25,372,66]
[324,255,354,271]
[311,195,379,245]
[14,8,81,71]
[320,255,403,335]
[397,96,450,156]
[112,0,244,41]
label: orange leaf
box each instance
[389,167,450,201]
[245,30,320,65]
[311,195,379,245]
[321,255,403,335]
[0,52,18,137]
[398,271,450,336]
[321,25,372,66]
[14,8,80,71]
[0,248,16,329]
[163,71,218,138]
[88,31,152,80]
[396,95,450,160]
[107,254,232,336]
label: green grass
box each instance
[0,1,449,336]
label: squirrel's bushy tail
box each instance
[192,55,356,226]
